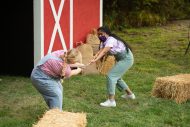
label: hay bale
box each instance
[86,28,100,55]
[33,108,87,127]
[77,43,93,63]
[77,43,99,74]
[96,54,116,75]
[152,74,190,104]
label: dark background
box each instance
[1,1,34,77]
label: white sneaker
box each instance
[121,93,136,100]
[100,99,116,107]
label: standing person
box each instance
[30,48,84,110]
[90,26,135,107]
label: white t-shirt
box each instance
[100,36,126,54]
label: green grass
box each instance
[0,20,190,127]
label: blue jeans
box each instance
[106,50,134,95]
[31,67,63,110]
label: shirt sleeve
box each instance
[41,59,63,78]
[104,38,115,48]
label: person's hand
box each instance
[93,54,98,59]
[79,64,86,69]
[75,63,86,68]
[89,58,96,64]
[69,67,83,76]
[77,67,82,72]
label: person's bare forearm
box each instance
[93,49,103,58]
[69,63,85,68]
[94,50,106,61]
[93,47,111,62]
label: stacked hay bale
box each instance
[96,54,116,75]
[85,28,116,75]
[86,28,100,55]
[77,43,99,74]
[33,108,87,127]
[152,74,190,104]
[76,28,116,75]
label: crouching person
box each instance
[30,48,84,110]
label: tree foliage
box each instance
[103,0,190,29]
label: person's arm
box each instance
[93,48,103,59]
[69,63,85,68]
[90,47,111,63]
[61,63,67,77]
[69,67,82,76]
